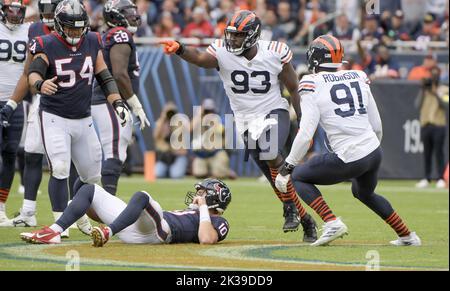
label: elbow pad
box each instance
[95,69,119,96]
[28,56,48,79]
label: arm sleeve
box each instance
[285,93,320,166]
[212,217,230,242]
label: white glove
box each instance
[127,94,150,130]
[112,99,131,127]
[275,173,290,193]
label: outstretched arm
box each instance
[161,40,218,69]
[280,62,302,121]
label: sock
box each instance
[54,184,95,230]
[385,212,411,237]
[101,158,123,196]
[50,223,64,233]
[269,168,307,218]
[109,191,149,235]
[23,153,44,203]
[0,202,5,212]
[22,199,37,215]
[0,188,10,206]
[48,177,69,212]
[309,197,336,223]
[68,162,79,200]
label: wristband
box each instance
[175,41,185,55]
[199,204,211,223]
[33,80,44,92]
[6,100,18,110]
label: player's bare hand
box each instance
[193,196,207,206]
[41,76,58,95]
[160,40,180,55]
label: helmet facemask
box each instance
[54,0,89,46]
[185,180,231,214]
[104,0,141,34]
[38,0,60,28]
[1,1,26,30]
[224,24,260,56]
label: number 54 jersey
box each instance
[0,23,30,102]
[29,32,103,119]
[207,40,291,134]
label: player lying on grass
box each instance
[20,178,231,246]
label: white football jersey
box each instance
[0,22,30,102]
[206,39,291,134]
[286,70,382,164]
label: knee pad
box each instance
[51,160,70,179]
[101,158,123,177]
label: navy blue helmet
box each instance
[103,0,141,34]
[38,0,62,27]
[54,0,89,45]
[0,0,26,30]
[185,178,232,214]
[224,10,261,55]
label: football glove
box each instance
[0,100,18,127]
[275,162,295,193]
[112,99,131,127]
[160,40,185,55]
[127,94,150,130]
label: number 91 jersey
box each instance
[207,40,291,134]
[29,32,103,119]
[0,23,30,102]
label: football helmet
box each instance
[54,0,89,46]
[0,0,26,30]
[306,34,344,73]
[224,10,261,55]
[185,178,232,214]
[38,0,62,27]
[103,0,141,34]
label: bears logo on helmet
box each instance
[306,35,344,73]
[224,10,261,55]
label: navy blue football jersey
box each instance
[29,32,103,119]
[163,210,230,243]
[28,22,52,40]
[92,27,139,105]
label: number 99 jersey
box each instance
[29,32,103,119]
[206,39,291,134]
[0,22,30,102]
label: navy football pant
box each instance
[292,147,395,220]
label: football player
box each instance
[0,0,29,226]
[161,10,317,241]
[92,0,149,196]
[25,0,131,235]
[0,0,88,237]
[21,178,231,246]
[276,35,421,246]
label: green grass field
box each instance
[0,174,448,271]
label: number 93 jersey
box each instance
[207,40,291,134]
[0,23,30,101]
[29,32,103,119]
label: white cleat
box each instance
[12,211,37,227]
[76,214,92,235]
[0,211,13,227]
[311,217,348,246]
[415,179,429,188]
[390,232,421,246]
[436,179,447,189]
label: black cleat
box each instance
[282,202,301,232]
[300,213,318,243]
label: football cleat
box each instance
[12,210,37,227]
[76,214,92,235]
[300,213,318,243]
[390,232,421,246]
[282,202,301,232]
[0,211,12,227]
[311,217,348,246]
[20,226,61,244]
[436,179,446,189]
[91,225,111,247]
[61,228,69,238]
[415,179,429,188]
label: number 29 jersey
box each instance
[206,40,291,134]
[29,32,103,119]
[0,23,30,102]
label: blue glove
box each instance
[0,101,17,127]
